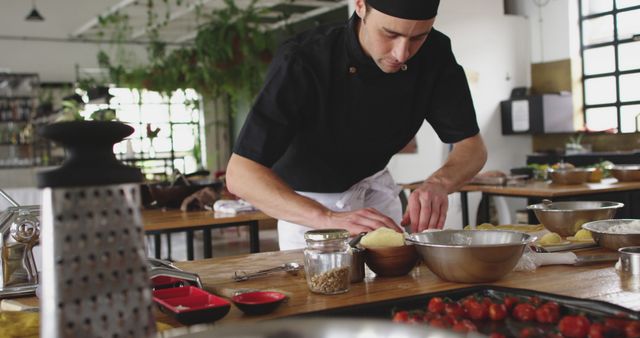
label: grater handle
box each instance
[0,189,19,207]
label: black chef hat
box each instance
[366,0,440,20]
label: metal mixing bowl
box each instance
[548,168,595,185]
[611,165,640,182]
[527,200,624,237]
[407,230,534,283]
[582,219,640,250]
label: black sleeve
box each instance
[233,45,310,167]
[425,37,480,144]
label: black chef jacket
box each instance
[233,14,480,193]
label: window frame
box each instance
[578,1,640,132]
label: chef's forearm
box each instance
[226,153,329,228]
[425,134,487,193]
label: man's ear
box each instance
[354,0,366,19]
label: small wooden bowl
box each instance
[364,244,419,277]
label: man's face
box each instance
[355,2,435,73]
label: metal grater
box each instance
[38,121,155,338]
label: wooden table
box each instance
[459,178,640,226]
[10,247,640,334]
[142,209,274,260]
[159,247,640,327]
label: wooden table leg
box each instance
[154,233,162,259]
[249,221,260,253]
[203,228,212,259]
[186,230,194,260]
[461,191,469,227]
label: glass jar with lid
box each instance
[303,229,352,295]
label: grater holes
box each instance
[112,270,120,279]
[74,298,81,306]
[93,189,100,198]
[101,210,108,218]
[114,209,121,216]
[128,330,135,338]
[78,191,86,199]
[86,211,94,219]
[58,302,64,309]
[67,321,75,329]
[91,295,97,303]
[56,214,64,222]
[106,189,113,197]
[127,208,133,215]
[118,188,125,196]
[123,228,130,235]
[71,213,79,220]
[64,234,72,243]
[101,252,111,264]
[81,275,89,284]
[56,257,64,265]
[88,253,96,262]
[64,192,71,200]
[118,249,125,257]
[65,279,73,287]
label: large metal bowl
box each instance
[582,219,640,250]
[527,201,623,237]
[611,165,640,182]
[548,168,595,185]
[407,230,534,283]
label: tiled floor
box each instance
[146,223,280,261]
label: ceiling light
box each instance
[25,0,45,21]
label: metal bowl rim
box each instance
[526,201,624,212]
[612,165,640,171]
[408,230,535,249]
[582,219,640,235]
[547,167,596,173]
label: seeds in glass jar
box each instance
[310,267,350,294]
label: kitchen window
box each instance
[579,0,640,133]
[81,88,204,180]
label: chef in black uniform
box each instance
[226,0,487,249]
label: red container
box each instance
[153,286,230,325]
[231,291,286,315]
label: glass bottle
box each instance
[303,229,352,295]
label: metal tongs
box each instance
[148,257,203,289]
[233,262,303,282]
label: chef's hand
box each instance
[401,181,449,232]
[325,208,402,236]
[180,187,220,211]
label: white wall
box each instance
[507,0,575,63]
[386,0,533,227]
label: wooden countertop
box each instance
[142,209,273,232]
[165,247,640,326]
[460,178,640,198]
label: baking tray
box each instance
[294,285,640,336]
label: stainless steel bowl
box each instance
[582,219,640,250]
[548,168,595,185]
[611,165,640,182]
[527,200,623,237]
[407,230,534,283]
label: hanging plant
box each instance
[94,0,276,107]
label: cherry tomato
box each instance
[489,333,506,338]
[466,299,489,320]
[513,303,537,322]
[625,321,640,338]
[444,302,466,318]
[392,311,409,323]
[407,313,423,324]
[488,303,507,321]
[519,326,544,338]
[452,319,477,333]
[536,305,559,324]
[529,296,543,306]
[603,316,630,334]
[428,317,448,329]
[503,296,519,310]
[427,297,445,314]
[588,322,606,338]
[558,315,590,338]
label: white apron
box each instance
[277,168,402,250]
